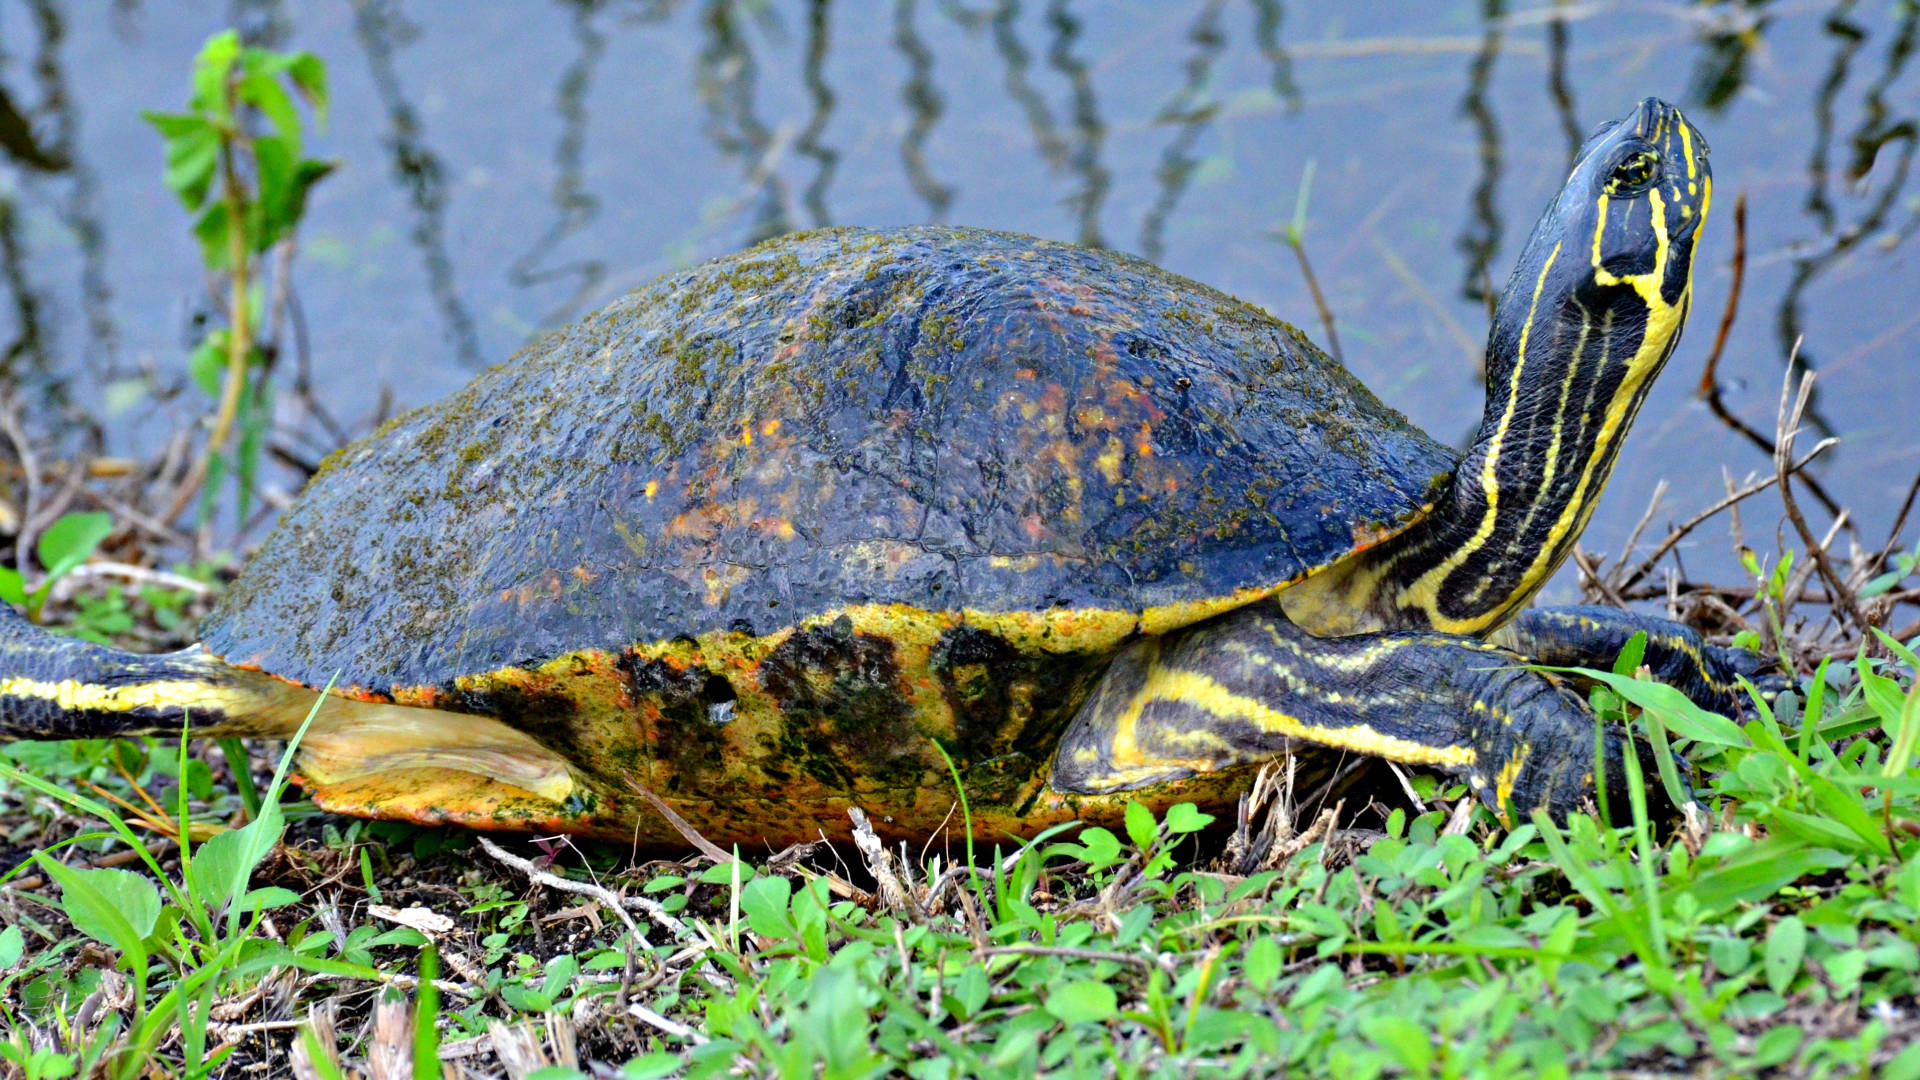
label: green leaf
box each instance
[1124,801,1156,852]
[1750,1023,1802,1068]
[35,860,160,961]
[1763,916,1806,994]
[0,569,24,607]
[697,860,752,885]
[621,1053,683,1080]
[739,874,794,939]
[1885,1039,1920,1080]
[286,53,329,120]
[190,800,286,932]
[191,31,242,118]
[193,202,233,270]
[240,67,302,144]
[0,925,22,969]
[1243,934,1281,991]
[1613,630,1649,676]
[950,963,987,1020]
[36,512,114,584]
[159,124,220,209]
[1361,1014,1433,1072]
[1044,979,1117,1024]
[1075,826,1122,870]
[1163,802,1214,835]
[1576,669,1749,746]
[188,333,228,399]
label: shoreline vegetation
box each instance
[0,26,1915,1080]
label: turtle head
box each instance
[1489,97,1710,394]
[1289,99,1715,638]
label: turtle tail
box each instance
[0,602,282,740]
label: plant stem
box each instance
[206,88,253,463]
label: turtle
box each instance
[0,97,1767,847]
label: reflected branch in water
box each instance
[696,0,793,245]
[940,0,1068,181]
[26,0,115,374]
[1248,0,1300,109]
[1455,0,1504,325]
[1779,0,1915,409]
[796,0,838,228]
[508,0,623,327]
[1138,0,1225,262]
[1806,1,1865,232]
[0,198,47,383]
[1545,0,1580,165]
[1046,0,1109,248]
[1686,0,1771,113]
[895,0,956,221]
[348,0,484,367]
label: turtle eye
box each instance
[1607,149,1661,194]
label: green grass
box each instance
[0,633,1916,1078]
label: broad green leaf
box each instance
[159,124,220,208]
[1886,1039,1920,1080]
[0,569,25,607]
[1163,802,1214,834]
[1576,669,1749,746]
[191,31,242,117]
[1124,801,1156,852]
[189,334,228,398]
[1679,839,1847,916]
[1612,630,1649,676]
[1243,934,1281,991]
[949,962,987,1020]
[1075,826,1122,870]
[739,874,794,939]
[35,859,159,961]
[240,67,301,144]
[0,925,21,969]
[697,859,753,885]
[622,1053,683,1080]
[1044,979,1117,1024]
[287,53,330,120]
[1361,1015,1433,1072]
[1763,916,1806,993]
[542,952,579,999]
[36,512,114,584]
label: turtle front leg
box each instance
[1052,602,1668,819]
[1490,606,1789,719]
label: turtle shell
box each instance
[207,226,1452,689]
[199,226,1457,842]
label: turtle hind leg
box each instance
[1491,605,1791,718]
[1052,602,1666,819]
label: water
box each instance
[2,0,1915,597]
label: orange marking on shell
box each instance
[1014,368,1037,381]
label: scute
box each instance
[203,226,1455,691]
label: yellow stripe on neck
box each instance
[0,676,248,721]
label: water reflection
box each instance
[1775,2,1915,433]
[0,0,1910,571]
[1543,0,1581,165]
[1045,0,1108,249]
[796,0,838,228]
[1456,0,1503,320]
[348,0,484,367]
[696,1,793,246]
[895,0,956,220]
[1248,0,1301,109]
[1138,0,1226,263]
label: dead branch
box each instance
[1774,366,1867,637]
